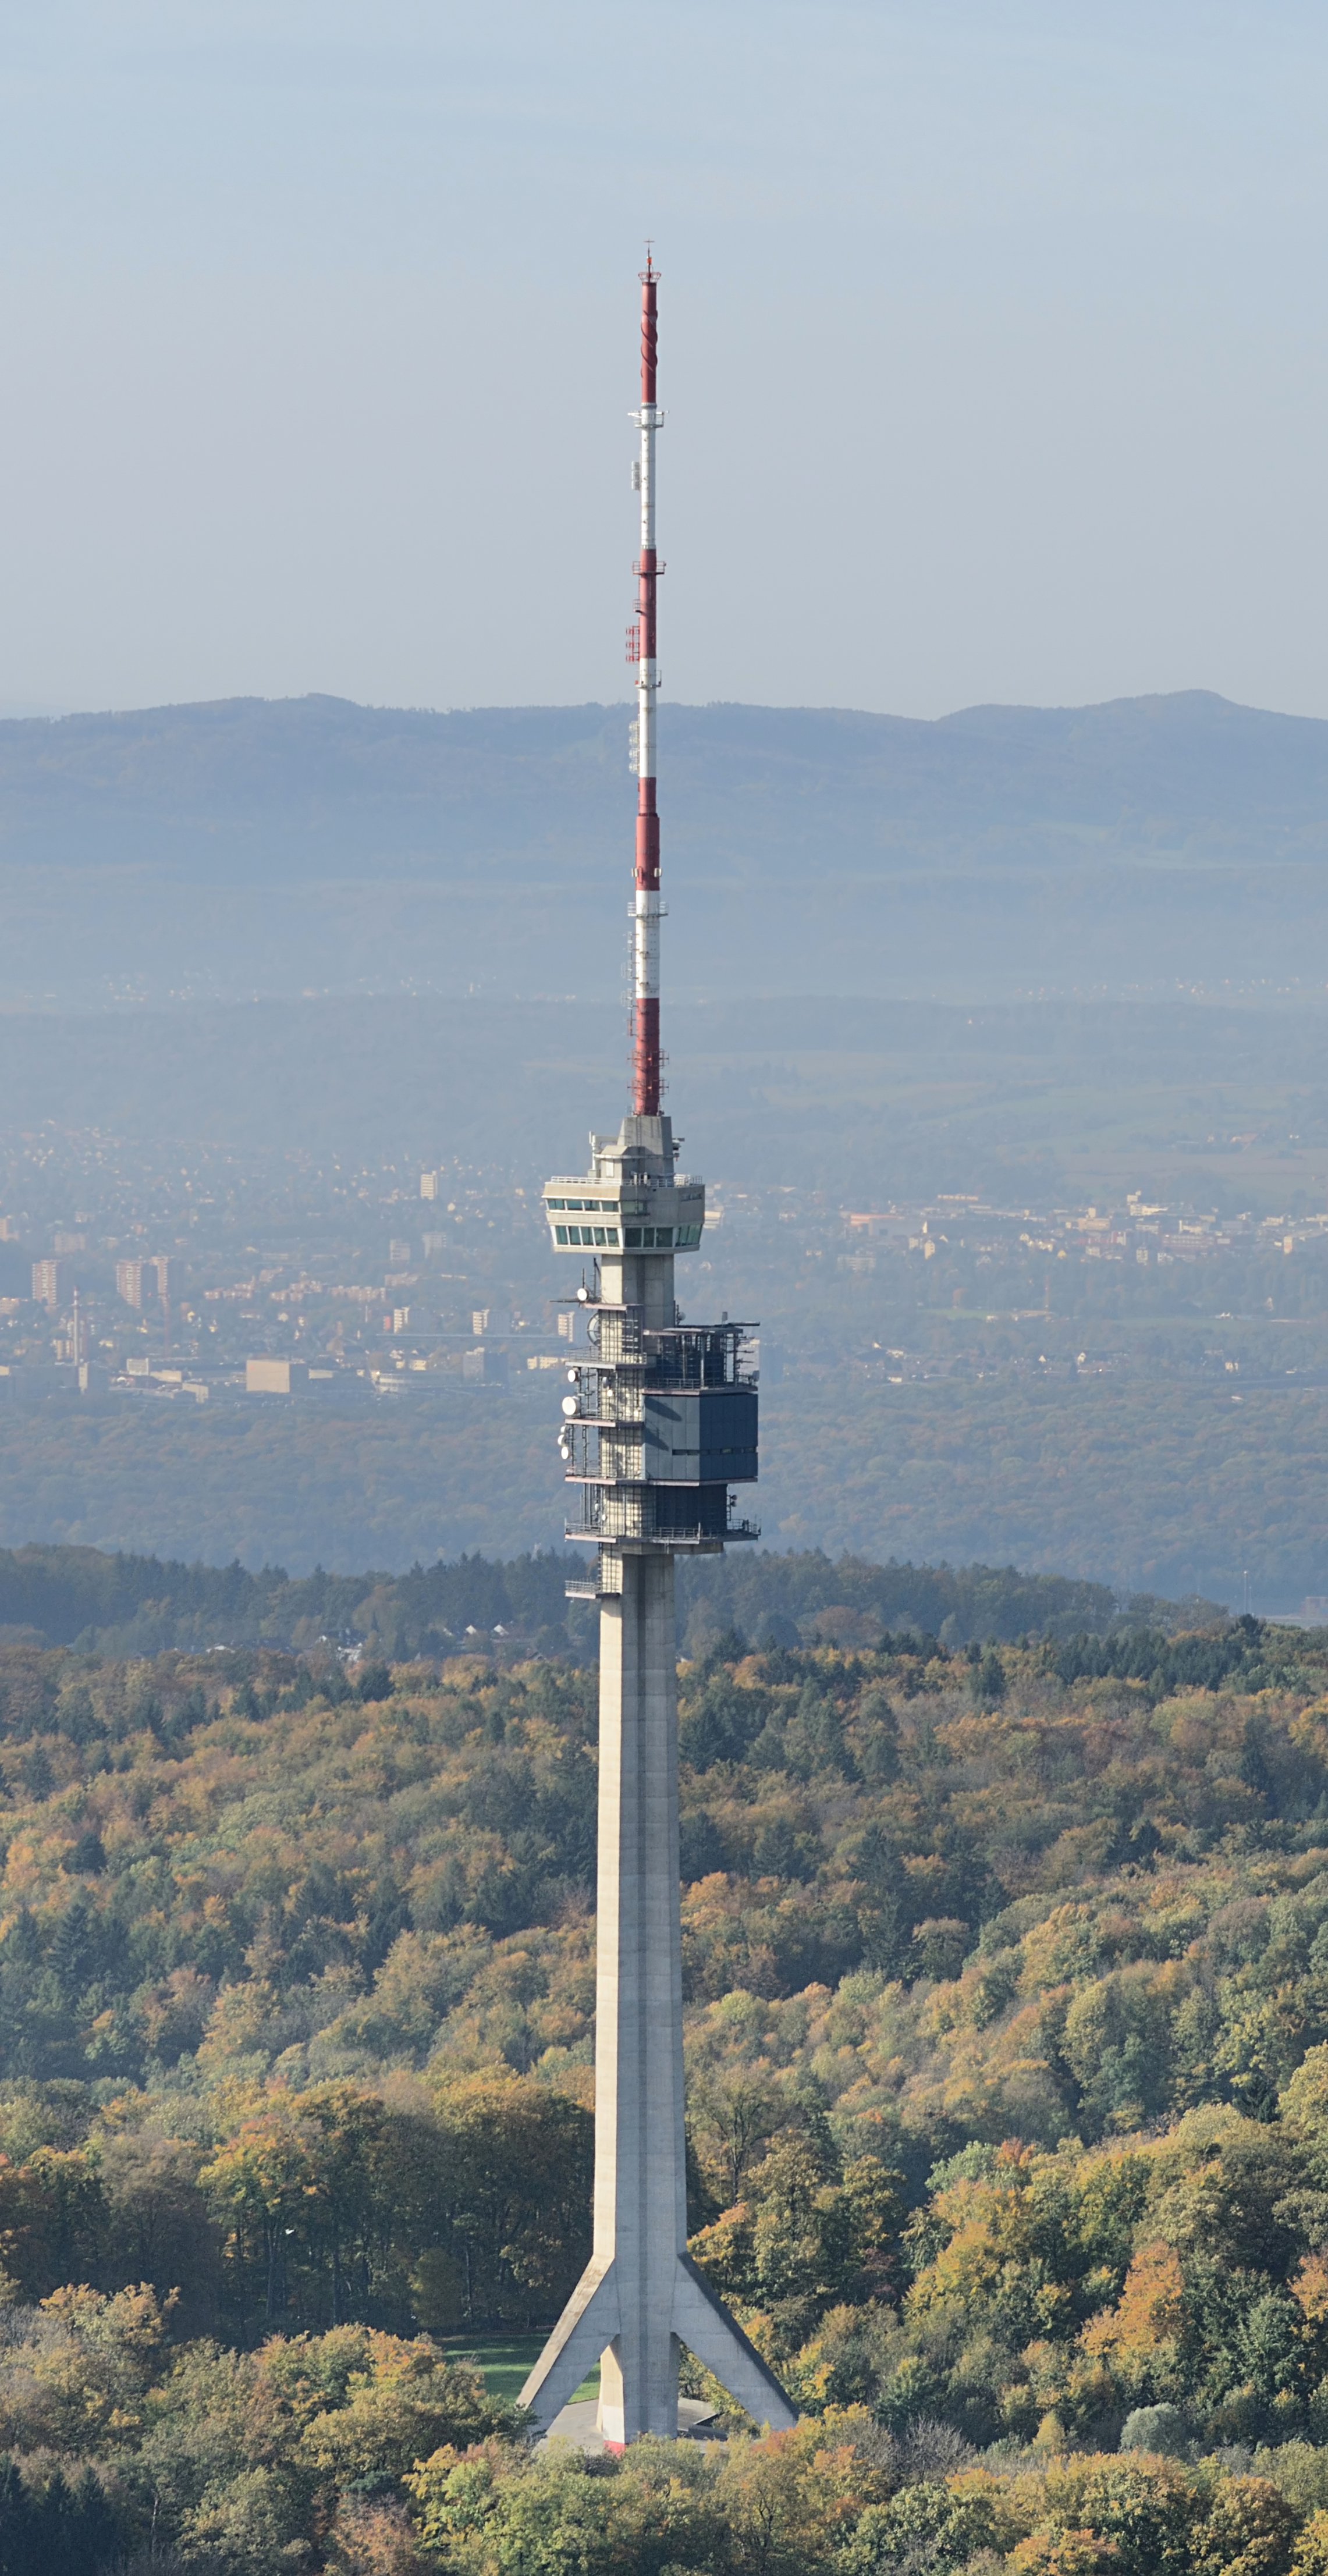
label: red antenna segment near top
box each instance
[630,257,662,1116]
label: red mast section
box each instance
[631,258,662,1116]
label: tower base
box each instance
[519,2250,795,2441]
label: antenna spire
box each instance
[631,261,661,1115]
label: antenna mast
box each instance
[631,255,662,1115]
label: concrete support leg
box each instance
[520,1552,795,2441]
[592,1551,684,2440]
[511,2255,619,2431]
[672,2253,797,2430]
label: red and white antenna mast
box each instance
[630,255,662,1116]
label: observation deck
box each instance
[541,1111,758,1596]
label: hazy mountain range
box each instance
[2,689,1327,1007]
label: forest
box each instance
[0,1604,1325,2560]
[0,1539,1212,1659]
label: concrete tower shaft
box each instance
[520,1535,791,2443]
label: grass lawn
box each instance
[446,2332,599,2406]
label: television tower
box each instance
[520,264,796,2445]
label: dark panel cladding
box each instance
[642,1389,758,1483]
[650,1483,730,1537]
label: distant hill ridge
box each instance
[1,688,1327,882]
[5,687,1327,1004]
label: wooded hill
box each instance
[1,1607,1328,2563]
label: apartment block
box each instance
[31,1260,71,1309]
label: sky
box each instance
[1,1,1326,721]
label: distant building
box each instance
[420,1171,439,1199]
[462,1346,507,1386]
[31,1259,70,1309]
[52,1230,86,1253]
[421,1231,445,1257]
[389,1238,410,1267]
[472,1307,512,1337]
[392,1306,411,1333]
[246,1358,308,1394]
[116,1255,175,1306]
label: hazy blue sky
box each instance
[2,2,1326,720]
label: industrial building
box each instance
[245,1358,308,1394]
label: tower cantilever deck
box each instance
[517,265,796,2447]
